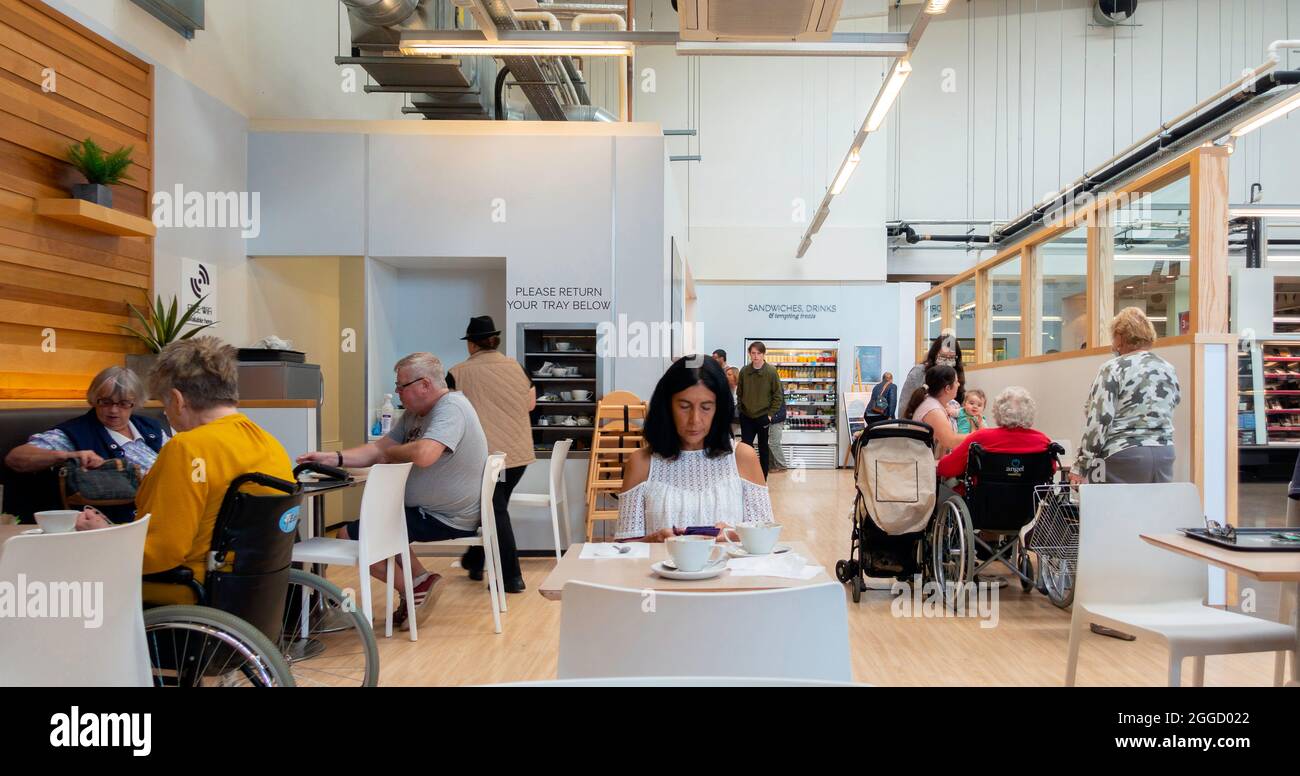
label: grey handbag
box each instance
[58,458,142,506]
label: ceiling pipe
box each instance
[514,10,562,30]
[573,13,628,31]
[341,0,420,27]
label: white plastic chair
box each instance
[557,581,852,681]
[509,438,572,562]
[411,453,508,633]
[1065,483,1298,687]
[0,516,151,687]
[293,463,416,640]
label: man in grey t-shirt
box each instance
[297,352,489,629]
[387,389,488,532]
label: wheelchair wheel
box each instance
[1018,549,1035,593]
[1040,555,1075,609]
[145,606,294,687]
[279,569,380,687]
[929,495,974,606]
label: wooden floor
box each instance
[323,469,1283,686]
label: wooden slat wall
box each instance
[0,0,152,399]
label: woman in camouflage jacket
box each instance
[1069,307,1181,485]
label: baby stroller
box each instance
[836,420,938,603]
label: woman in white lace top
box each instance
[615,356,774,541]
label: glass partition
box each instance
[952,277,977,359]
[1111,175,1192,338]
[1038,226,1089,353]
[921,293,943,357]
[989,257,1022,361]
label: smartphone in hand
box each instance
[682,526,720,537]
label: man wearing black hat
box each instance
[448,316,536,593]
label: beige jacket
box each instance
[449,349,536,469]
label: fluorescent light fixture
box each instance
[1267,255,1300,262]
[925,0,952,13]
[400,42,633,57]
[1148,317,1169,323]
[1231,88,1300,137]
[1113,254,1192,262]
[865,60,912,132]
[1230,205,1300,218]
[809,206,831,235]
[1275,316,1300,323]
[830,149,861,196]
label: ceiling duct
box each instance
[339,0,603,121]
[677,0,845,42]
[1093,0,1137,26]
[342,0,420,27]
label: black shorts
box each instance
[344,506,478,543]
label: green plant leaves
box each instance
[117,294,217,353]
[66,138,135,186]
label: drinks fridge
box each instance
[744,338,839,469]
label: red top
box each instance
[937,426,1056,480]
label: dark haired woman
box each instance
[900,335,967,414]
[614,356,773,541]
[904,364,967,458]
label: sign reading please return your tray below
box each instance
[509,286,611,312]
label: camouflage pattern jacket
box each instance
[1072,350,1181,479]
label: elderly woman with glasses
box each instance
[4,366,169,477]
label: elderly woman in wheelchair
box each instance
[933,386,1062,593]
[839,387,1063,605]
[74,338,379,686]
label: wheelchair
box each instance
[142,463,379,687]
[838,420,1062,607]
[929,442,1065,604]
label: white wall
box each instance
[42,1,254,347]
[631,0,892,282]
[887,0,1300,277]
[692,281,927,451]
[152,66,251,347]
[365,260,507,409]
[45,0,253,115]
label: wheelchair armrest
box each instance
[142,566,206,605]
[143,566,193,585]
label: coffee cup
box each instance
[572,389,591,401]
[725,522,782,555]
[561,391,574,401]
[665,535,726,572]
[35,509,80,534]
[556,342,572,351]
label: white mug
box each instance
[725,522,782,555]
[572,389,591,401]
[666,535,726,572]
[556,342,571,351]
[35,510,80,534]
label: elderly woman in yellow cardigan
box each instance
[75,337,294,604]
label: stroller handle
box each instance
[865,419,934,434]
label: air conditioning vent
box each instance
[680,0,844,42]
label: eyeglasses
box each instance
[1204,518,1236,542]
[95,398,135,410]
[395,377,425,393]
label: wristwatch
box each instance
[336,451,344,467]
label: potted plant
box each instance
[119,294,218,377]
[66,138,134,208]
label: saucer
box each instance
[652,559,727,580]
[725,543,792,558]
[21,528,44,535]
